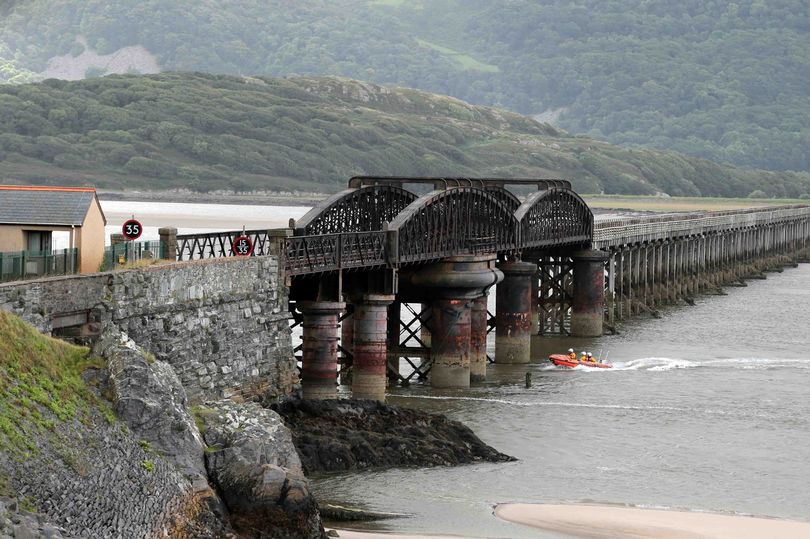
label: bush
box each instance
[747,190,767,199]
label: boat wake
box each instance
[608,357,697,371]
[576,356,810,371]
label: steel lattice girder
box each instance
[515,188,593,250]
[295,185,418,235]
[387,186,520,264]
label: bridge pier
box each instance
[430,298,472,387]
[386,301,402,381]
[571,250,609,337]
[340,307,354,386]
[411,255,502,388]
[495,260,536,364]
[299,301,345,400]
[352,294,395,402]
[470,295,489,381]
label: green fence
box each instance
[101,240,166,271]
[0,248,79,283]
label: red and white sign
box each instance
[122,219,143,240]
[232,235,254,257]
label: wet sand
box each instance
[335,532,479,539]
[495,503,810,539]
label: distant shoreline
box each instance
[97,189,329,207]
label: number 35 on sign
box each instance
[122,219,143,240]
[232,235,253,257]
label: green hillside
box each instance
[0,310,106,457]
[1,73,808,197]
[1,1,808,173]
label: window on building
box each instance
[26,231,52,253]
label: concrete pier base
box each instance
[410,255,503,388]
[352,294,394,402]
[430,298,472,387]
[386,301,402,380]
[340,308,353,386]
[299,301,345,400]
[571,250,609,337]
[470,295,489,382]
[495,260,536,364]
[420,302,432,348]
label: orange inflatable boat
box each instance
[549,354,613,369]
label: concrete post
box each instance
[299,301,344,400]
[470,295,489,382]
[158,227,177,261]
[340,308,354,386]
[571,249,609,337]
[420,302,432,348]
[495,260,536,364]
[352,294,395,401]
[386,301,401,380]
[430,298,472,387]
[530,269,540,335]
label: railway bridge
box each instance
[173,177,810,402]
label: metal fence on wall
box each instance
[101,241,165,271]
[0,248,79,283]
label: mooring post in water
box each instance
[525,372,531,388]
[299,301,345,400]
[571,250,609,337]
[495,260,537,364]
[470,294,489,382]
[352,294,395,402]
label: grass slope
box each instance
[1,72,809,198]
[0,311,108,459]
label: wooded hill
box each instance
[1,0,808,174]
[1,73,808,197]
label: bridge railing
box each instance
[285,231,388,276]
[594,205,810,246]
[176,229,278,261]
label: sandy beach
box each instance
[495,503,810,539]
[334,532,480,539]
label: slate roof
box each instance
[0,186,102,226]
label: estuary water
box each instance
[94,200,810,537]
[314,264,810,538]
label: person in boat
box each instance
[586,352,595,363]
[568,348,577,360]
[580,351,589,362]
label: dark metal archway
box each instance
[515,188,593,250]
[387,187,519,264]
[295,185,418,235]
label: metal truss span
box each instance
[387,186,519,264]
[516,188,593,250]
[294,185,418,235]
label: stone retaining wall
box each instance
[0,256,296,402]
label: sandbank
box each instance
[335,532,478,539]
[495,503,810,539]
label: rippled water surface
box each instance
[314,264,810,538]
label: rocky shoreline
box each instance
[270,399,515,474]
[1,316,513,538]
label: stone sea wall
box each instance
[0,256,296,402]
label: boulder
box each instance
[94,331,207,483]
[200,401,325,539]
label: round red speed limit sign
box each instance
[122,219,143,240]
[232,235,254,257]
